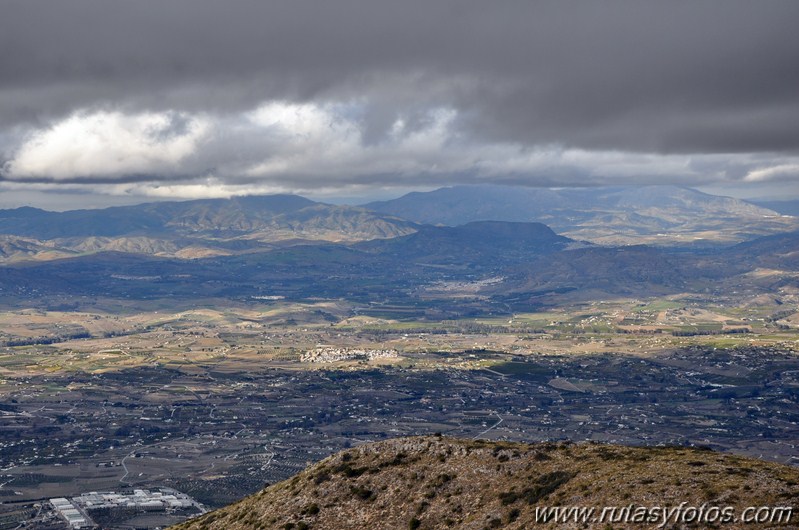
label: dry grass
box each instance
[173,436,799,530]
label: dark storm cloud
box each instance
[3,0,799,155]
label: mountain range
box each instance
[1,185,798,313]
[0,195,416,262]
[0,186,797,263]
[367,185,797,245]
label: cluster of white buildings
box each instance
[72,488,197,511]
[50,488,203,528]
[49,498,87,529]
[301,346,398,363]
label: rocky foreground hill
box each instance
[172,436,799,530]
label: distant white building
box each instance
[49,498,88,528]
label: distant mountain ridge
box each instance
[0,195,418,262]
[0,194,414,239]
[366,185,797,245]
[1,186,798,263]
[753,199,799,217]
[359,221,573,265]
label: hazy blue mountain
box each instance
[359,221,573,265]
[0,194,414,239]
[0,194,418,261]
[366,185,796,245]
[2,220,797,312]
[1,187,796,264]
[753,199,799,217]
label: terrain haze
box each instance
[2,2,799,528]
[1,184,798,529]
[0,185,796,264]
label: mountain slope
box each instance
[4,223,791,310]
[367,185,797,245]
[173,436,799,530]
[724,229,799,271]
[359,221,574,265]
[0,194,416,240]
[753,200,799,217]
[0,195,418,262]
[0,235,68,262]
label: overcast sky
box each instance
[1,0,799,209]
